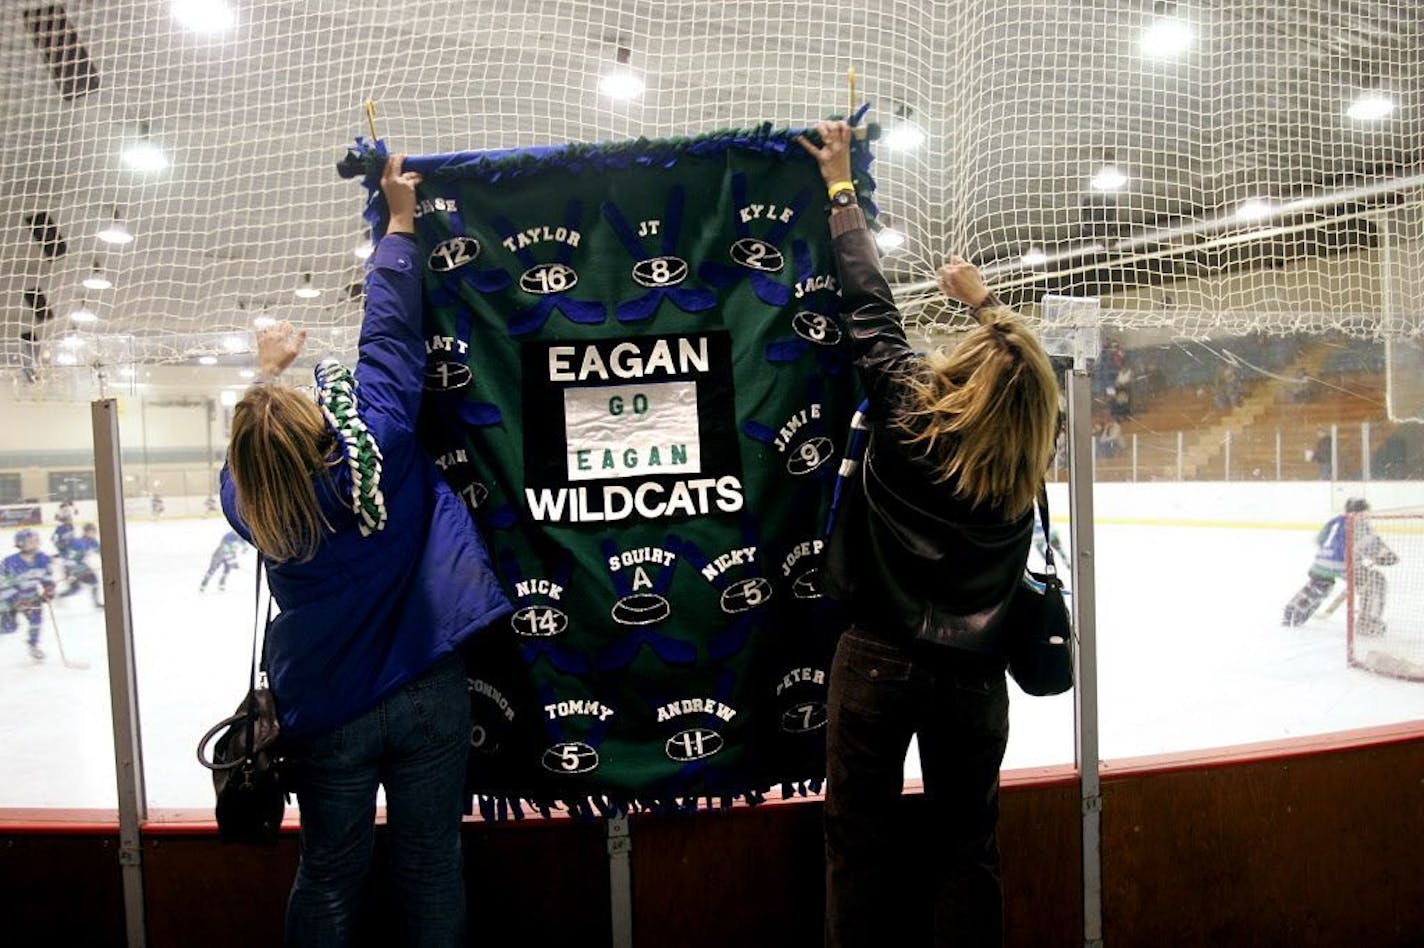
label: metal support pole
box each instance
[1224,430,1232,482]
[607,816,633,948]
[1176,430,1184,481]
[92,399,148,947]
[1362,421,1371,482]
[1066,370,1102,948]
[1131,433,1138,482]
[1275,429,1282,481]
[1330,423,1339,481]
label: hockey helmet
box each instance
[1345,497,1370,513]
[13,528,39,548]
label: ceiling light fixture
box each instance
[1021,248,1049,266]
[599,45,644,101]
[882,104,925,152]
[122,121,169,171]
[252,315,276,330]
[1346,93,1395,121]
[1235,198,1275,222]
[82,259,112,290]
[197,355,218,366]
[171,0,237,34]
[294,273,321,299]
[875,227,907,253]
[1140,3,1193,59]
[353,241,374,260]
[1091,165,1128,191]
[69,305,99,324]
[97,206,134,245]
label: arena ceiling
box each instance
[2,0,1421,385]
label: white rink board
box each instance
[1,484,1421,810]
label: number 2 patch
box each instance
[730,237,784,273]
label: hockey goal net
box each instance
[1347,510,1424,682]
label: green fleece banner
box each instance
[344,127,873,812]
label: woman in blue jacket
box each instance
[221,155,511,947]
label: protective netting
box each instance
[3,0,1423,377]
[1348,511,1424,681]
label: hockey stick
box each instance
[1316,589,1347,620]
[45,601,90,670]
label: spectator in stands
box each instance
[1310,427,1332,479]
[1100,418,1123,458]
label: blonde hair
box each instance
[897,308,1060,519]
[226,384,335,563]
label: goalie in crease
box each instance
[1281,498,1399,633]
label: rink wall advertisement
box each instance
[343,128,873,811]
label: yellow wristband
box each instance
[827,181,855,200]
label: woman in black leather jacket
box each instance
[799,121,1060,947]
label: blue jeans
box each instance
[285,653,470,948]
[825,628,1010,947]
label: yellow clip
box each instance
[364,99,378,143]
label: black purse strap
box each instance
[1035,485,1058,579]
[248,552,274,692]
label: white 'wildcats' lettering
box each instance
[544,699,615,721]
[781,539,824,576]
[775,667,826,695]
[501,225,582,253]
[737,203,796,225]
[655,698,738,723]
[547,336,711,383]
[513,578,565,601]
[525,476,744,523]
[772,404,823,452]
[700,546,758,582]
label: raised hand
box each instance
[256,320,307,378]
[935,255,993,310]
[381,153,424,234]
[795,120,854,190]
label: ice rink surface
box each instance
[1,515,1419,809]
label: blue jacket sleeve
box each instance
[354,233,425,463]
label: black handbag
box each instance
[196,560,288,843]
[1004,488,1075,696]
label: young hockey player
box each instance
[198,530,245,592]
[1,529,56,660]
[1282,498,1399,632]
[59,523,103,607]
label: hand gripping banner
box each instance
[341,123,876,814]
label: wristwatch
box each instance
[830,189,857,209]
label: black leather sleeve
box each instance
[828,212,918,416]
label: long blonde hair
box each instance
[897,308,1059,519]
[226,384,335,563]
